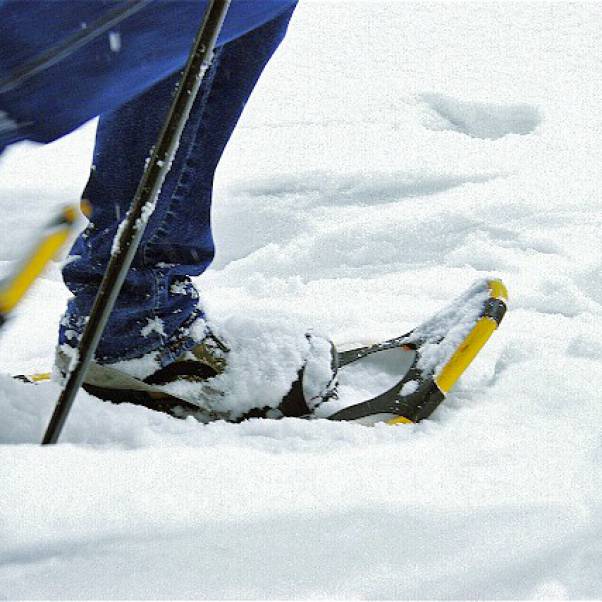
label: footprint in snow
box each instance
[419,93,542,140]
[566,335,602,362]
[233,170,501,206]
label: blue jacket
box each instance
[0,0,297,149]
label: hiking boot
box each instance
[55,325,338,422]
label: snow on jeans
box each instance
[0,1,296,365]
[62,7,296,365]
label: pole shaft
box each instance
[42,0,231,444]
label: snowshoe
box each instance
[0,204,81,329]
[16,278,507,426]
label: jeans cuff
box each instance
[59,306,208,367]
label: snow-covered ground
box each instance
[1,1,601,599]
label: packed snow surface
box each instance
[1,2,601,599]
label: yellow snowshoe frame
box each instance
[0,204,81,325]
[433,279,507,396]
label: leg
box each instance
[60,6,296,365]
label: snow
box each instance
[408,278,491,376]
[108,31,121,53]
[110,215,127,256]
[140,316,166,339]
[400,379,419,396]
[1,1,601,598]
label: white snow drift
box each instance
[1,2,601,599]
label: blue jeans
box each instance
[0,1,297,364]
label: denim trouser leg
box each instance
[59,7,295,365]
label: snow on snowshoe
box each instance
[47,325,338,423]
[16,279,506,426]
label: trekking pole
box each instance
[42,0,231,444]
